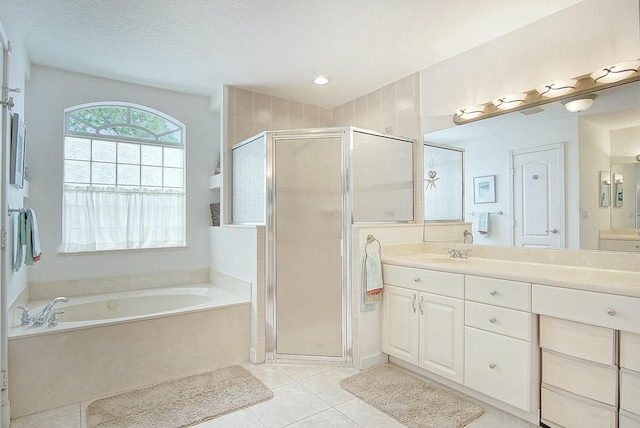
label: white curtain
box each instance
[61,185,185,252]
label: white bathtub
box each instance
[10,284,248,337]
[9,283,251,417]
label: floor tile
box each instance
[466,407,538,428]
[287,408,361,427]
[249,382,330,428]
[242,362,295,389]
[275,364,335,382]
[14,413,81,428]
[11,404,80,428]
[299,367,360,406]
[335,398,406,428]
[195,409,266,427]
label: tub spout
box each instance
[32,297,68,326]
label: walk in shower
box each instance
[231,127,414,363]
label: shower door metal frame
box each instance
[265,128,352,364]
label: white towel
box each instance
[364,252,383,302]
[478,212,491,236]
[14,208,42,271]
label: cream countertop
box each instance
[382,253,640,299]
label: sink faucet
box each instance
[445,248,472,259]
[32,297,68,326]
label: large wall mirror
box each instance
[423,79,640,253]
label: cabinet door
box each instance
[381,285,419,365]
[418,293,464,383]
[465,327,532,411]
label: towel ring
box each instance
[365,234,381,255]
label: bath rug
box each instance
[86,365,273,428]
[340,363,484,428]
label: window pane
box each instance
[141,145,162,166]
[163,168,183,188]
[100,126,155,141]
[164,147,183,168]
[92,140,116,162]
[118,164,140,186]
[92,162,116,185]
[64,160,90,183]
[118,142,140,164]
[158,130,182,144]
[130,108,178,134]
[65,137,91,160]
[65,115,96,134]
[141,166,162,187]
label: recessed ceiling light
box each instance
[313,76,329,85]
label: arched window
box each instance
[61,103,186,252]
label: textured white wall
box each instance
[24,66,217,285]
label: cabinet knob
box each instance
[607,309,616,316]
[414,277,421,283]
[489,317,496,324]
[489,290,497,296]
[489,363,496,369]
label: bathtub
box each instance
[10,284,248,336]
[8,283,251,418]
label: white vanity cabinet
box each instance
[463,276,538,412]
[620,332,640,428]
[381,265,464,383]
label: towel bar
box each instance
[7,204,27,217]
[468,210,503,216]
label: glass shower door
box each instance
[273,136,344,358]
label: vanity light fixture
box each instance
[536,79,577,97]
[591,60,640,84]
[561,94,596,113]
[455,105,485,120]
[492,93,527,110]
[313,76,329,85]
[636,154,640,162]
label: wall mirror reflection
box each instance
[599,171,611,207]
[424,79,640,253]
[423,144,464,222]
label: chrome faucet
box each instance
[32,297,68,326]
[445,248,472,259]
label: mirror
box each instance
[424,79,640,252]
[599,171,611,207]
[423,144,464,222]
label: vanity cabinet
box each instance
[381,265,464,383]
[463,276,537,412]
[620,332,640,428]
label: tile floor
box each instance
[10,363,539,428]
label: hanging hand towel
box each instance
[25,208,43,264]
[364,252,383,303]
[477,212,491,237]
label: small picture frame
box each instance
[10,113,26,189]
[473,175,496,204]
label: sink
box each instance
[413,256,470,264]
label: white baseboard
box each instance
[359,352,389,370]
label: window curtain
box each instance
[61,185,185,252]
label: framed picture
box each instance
[473,175,496,204]
[10,113,26,189]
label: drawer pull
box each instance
[489,363,496,369]
[489,317,497,324]
[419,296,424,315]
[413,277,421,283]
[411,295,417,313]
[607,309,616,316]
[489,290,497,296]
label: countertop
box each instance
[382,253,640,298]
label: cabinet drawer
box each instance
[620,410,640,428]
[464,327,532,412]
[621,368,640,416]
[465,301,533,341]
[465,275,530,310]
[542,386,617,428]
[383,264,464,298]
[621,332,640,372]
[601,239,640,252]
[533,284,640,334]
[539,316,617,365]
[542,350,617,406]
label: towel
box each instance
[477,212,491,237]
[14,208,42,271]
[364,252,383,303]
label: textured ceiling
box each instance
[14,0,584,108]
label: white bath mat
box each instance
[340,363,484,428]
[86,365,273,428]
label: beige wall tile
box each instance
[319,108,332,127]
[343,101,355,125]
[235,88,254,121]
[354,96,367,127]
[254,93,272,126]
[396,74,414,111]
[332,105,343,127]
[367,90,381,122]
[235,117,255,144]
[303,104,319,128]
[272,97,289,129]
[288,100,304,128]
[381,82,396,117]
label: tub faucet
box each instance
[32,297,68,326]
